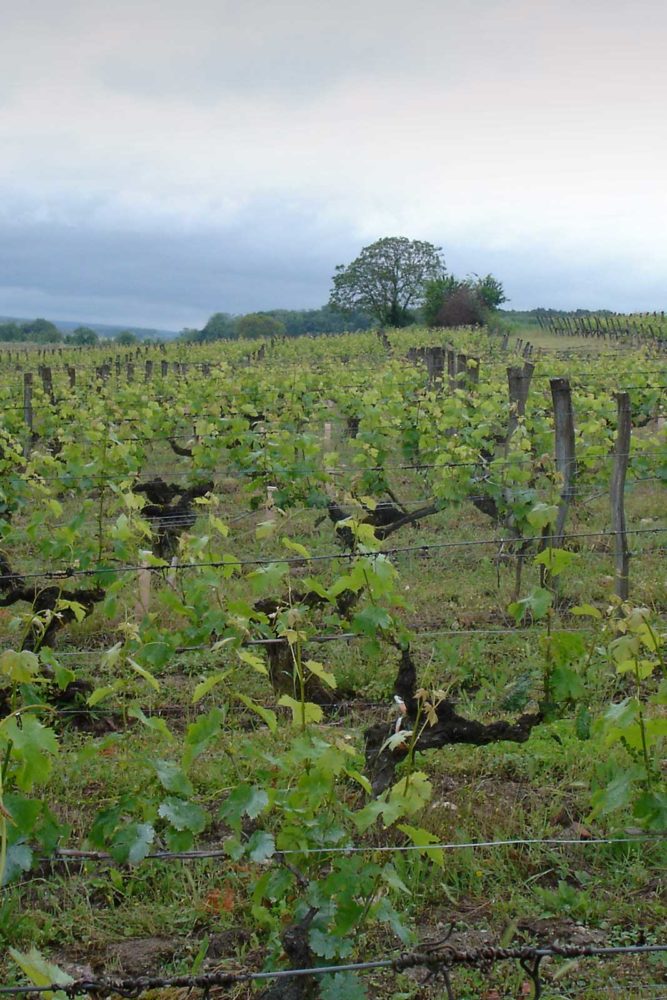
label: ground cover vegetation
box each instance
[0,323,665,998]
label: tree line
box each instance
[188,237,507,342]
[0,318,141,346]
[181,304,375,342]
[5,237,508,346]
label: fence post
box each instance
[39,365,54,403]
[506,362,535,442]
[446,347,457,387]
[67,365,76,389]
[610,392,631,600]
[424,346,444,388]
[161,360,168,378]
[266,485,278,523]
[550,378,576,546]
[23,372,33,457]
[145,360,153,382]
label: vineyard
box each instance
[0,326,665,999]
[534,311,667,346]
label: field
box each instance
[0,326,665,999]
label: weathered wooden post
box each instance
[39,365,54,403]
[550,378,576,546]
[610,392,631,600]
[424,346,445,388]
[506,362,535,442]
[265,485,278,524]
[446,347,457,387]
[135,559,152,618]
[23,372,33,457]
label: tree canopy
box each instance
[474,274,507,310]
[0,318,62,343]
[434,286,487,327]
[184,304,374,342]
[68,326,99,345]
[194,312,238,342]
[422,272,507,327]
[115,330,138,345]
[235,313,286,339]
[329,237,446,327]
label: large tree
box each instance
[329,237,446,327]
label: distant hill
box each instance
[0,316,179,340]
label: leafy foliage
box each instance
[329,237,446,326]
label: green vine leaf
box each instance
[278,695,323,726]
[110,822,155,864]
[152,760,194,797]
[219,784,270,831]
[234,693,277,732]
[247,830,275,862]
[9,947,76,999]
[0,650,39,683]
[158,797,207,834]
[397,823,445,869]
[319,971,367,1000]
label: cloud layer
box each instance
[1,0,665,326]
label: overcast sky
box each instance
[1,0,666,329]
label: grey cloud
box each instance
[1,198,665,330]
[0,201,360,327]
[2,0,666,325]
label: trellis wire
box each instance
[46,833,667,865]
[1,448,662,487]
[23,476,665,533]
[2,526,665,583]
[0,941,665,996]
[49,623,606,658]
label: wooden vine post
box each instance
[460,353,480,386]
[39,365,54,403]
[265,485,278,523]
[424,346,445,388]
[504,361,536,598]
[550,377,576,546]
[23,372,33,458]
[610,392,631,600]
[506,362,534,441]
